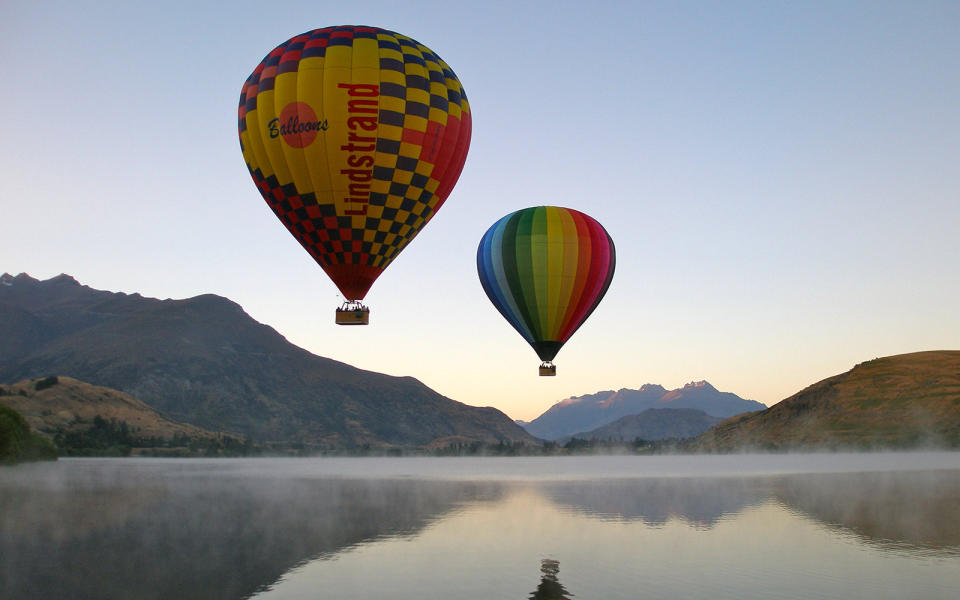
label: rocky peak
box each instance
[638,383,668,393]
[0,273,80,288]
[1,272,40,286]
[48,273,80,286]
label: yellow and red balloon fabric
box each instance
[239,26,471,300]
[477,207,616,363]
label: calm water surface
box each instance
[1,453,958,599]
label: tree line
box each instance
[53,415,260,457]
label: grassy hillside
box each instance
[0,376,248,456]
[692,351,960,451]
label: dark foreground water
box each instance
[1,453,958,599]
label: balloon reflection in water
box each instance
[529,559,573,600]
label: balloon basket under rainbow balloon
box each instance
[335,301,369,326]
[539,362,557,377]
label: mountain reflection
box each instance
[537,471,960,554]
[3,458,958,600]
[529,559,573,600]
[0,461,505,600]
[773,469,960,555]
[539,478,768,527]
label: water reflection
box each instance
[539,471,960,554]
[529,559,573,600]
[540,478,768,527]
[774,470,960,555]
[1,457,958,600]
[0,460,506,600]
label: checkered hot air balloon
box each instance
[239,26,471,325]
[477,207,616,376]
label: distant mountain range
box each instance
[524,382,765,440]
[0,273,536,449]
[690,351,960,451]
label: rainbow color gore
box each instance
[477,206,616,364]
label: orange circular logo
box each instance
[267,102,328,148]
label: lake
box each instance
[2,453,958,599]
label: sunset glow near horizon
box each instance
[2,1,958,421]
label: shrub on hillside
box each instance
[0,404,58,464]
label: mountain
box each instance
[563,408,725,443]
[525,382,765,440]
[0,273,536,449]
[690,351,960,451]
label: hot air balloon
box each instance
[239,26,471,325]
[477,207,615,375]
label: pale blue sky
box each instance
[3,1,958,421]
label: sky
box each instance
[2,1,958,422]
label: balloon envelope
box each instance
[477,206,615,362]
[239,26,471,300]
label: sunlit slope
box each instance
[692,351,960,451]
[0,376,223,444]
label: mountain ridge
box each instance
[0,273,536,449]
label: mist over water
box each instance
[2,453,958,599]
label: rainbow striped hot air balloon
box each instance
[239,26,471,324]
[477,207,616,375]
